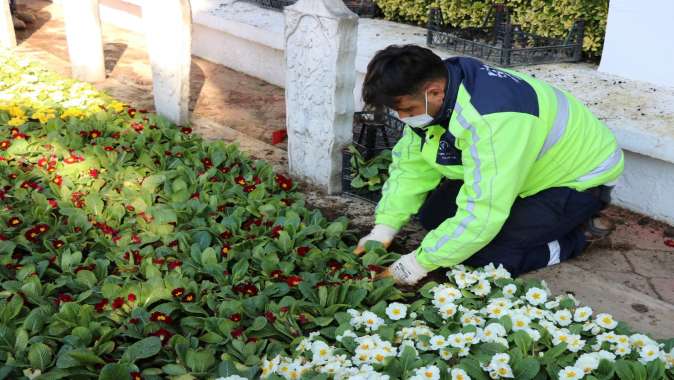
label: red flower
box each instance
[180,127,192,135]
[270,270,284,280]
[253,176,262,185]
[131,234,141,244]
[104,146,115,151]
[129,318,141,325]
[128,293,137,302]
[150,312,172,324]
[265,311,276,323]
[0,140,10,150]
[89,168,99,178]
[328,260,343,272]
[167,260,182,270]
[296,246,310,257]
[220,230,232,239]
[281,198,294,206]
[127,107,137,117]
[111,297,125,309]
[275,174,293,191]
[48,199,58,208]
[89,130,102,139]
[131,122,144,133]
[52,175,62,186]
[234,176,246,186]
[152,258,166,266]
[285,275,302,287]
[297,314,309,325]
[168,240,178,248]
[339,273,354,280]
[233,283,258,297]
[111,132,121,139]
[190,192,200,200]
[125,205,135,212]
[57,293,73,304]
[182,293,195,303]
[247,337,258,343]
[95,299,109,313]
[665,239,674,248]
[280,306,289,313]
[123,250,142,265]
[36,224,49,233]
[231,327,244,339]
[367,265,385,274]
[24,228,40,242]
[243,185,256,193]
[219,166,231,174]
[229,313,242,322]
[130,371,142,380]
[6,217,21,227]
[221,245,230,257]
[171,288,185,298]
[270,225,283,238]
[150,328,173,345]
[201,158,213,169]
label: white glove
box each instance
[388,252,429,285]
[354,224,397,255]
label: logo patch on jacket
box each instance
[436,130,462,165]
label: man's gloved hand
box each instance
[353,224,397,255]
[376,252,429,286]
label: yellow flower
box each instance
[7,117,27,126]
[109,101,125,113]
[8,105,25,118]
[32,109,56,124]
[61,108,85,120]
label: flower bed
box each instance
[1,54,672,380]
[0,54,402,379]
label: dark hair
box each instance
[362,44,447,109]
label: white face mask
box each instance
[400,91,433,128]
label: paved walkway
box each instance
[11,0,674,338]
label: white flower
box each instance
[438,303,458,319]
[595,313,618,329]
[432,285,462,307]
[525,287,548,306]
[440,348,453,360]
[640,344,660,362]
[385,302,408,321]
[361,311,385,332]
[414,365,440,380]
[574,306,593,322]
[544,300,560,309]
[575,353,600,374]
[430,335,449,350]
[450,368,471,380]
[336,330,357,342]
[216,376,248,380]
[553,309,573,326]
[525,328,541,342]
[489,353,510,367]
[558,366,584,380]
[472,279,491,297]
[567,335,586,353]
[510,313,530,331]
[596,350,616,362]
[311,340,333,364]
[629,334,656,349]
[551,329,571,346]
[503,284,517,298]
[614,343,632,356]
[491,363,514,378]
[448,333,466,348]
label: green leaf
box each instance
[162,364,187,376]
[615,360,635,380]
[68,350,106,366]
[99,363,132,380]
[645,359,665,380]
[0,295,23,323]
[459,357,489,380]
[185,349,216,373]
[28,342,52,371]
[513,358,540,380]
[249,317,267,331]
[596,359,615,380]
[121,337,162,363]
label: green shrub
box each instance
[373,0,608,59]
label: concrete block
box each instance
[62,0,106,82]
[0,0,16,49]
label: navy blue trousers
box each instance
[417,180,606,276]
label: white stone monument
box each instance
[142,0,192,126]
[284,0,358,194]
[62,0,106,82]
[0,0,17,49]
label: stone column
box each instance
[284,0,358,194]
[141,0,192,126]
[62,0,106,82]
[0,0,16,49]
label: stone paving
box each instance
[11,0,674,338]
